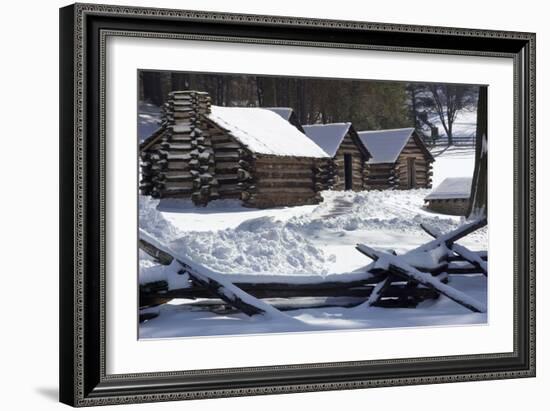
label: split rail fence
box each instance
[139,218,487,322]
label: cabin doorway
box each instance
[407,158,416,188]
[344,154,353,190]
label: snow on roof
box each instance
[357,127,415,164]
[301,123,352,157]
[425,177,472,200]
[263,107,293,121]
[207,106,329,158]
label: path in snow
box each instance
[138,146,481,276]
[156,198,317,232]
[321,197,355,218]
[140,188,486,276]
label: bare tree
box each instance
[423,84,477,145]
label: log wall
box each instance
[204,120,252,201]
[362,136,433,191]
[332,132,365,191]
[363,163,397,190]
[244,156,321,208]
[394,138,433,189]
[425,198,470,216]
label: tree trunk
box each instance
[216,76,226,106]
[296,79,307,124]
[256,77,264,106]
[141,71,164,106]
[138,71,145,101]
[468,86,488,217]
[171,72,188,92]
[409,86,419,129]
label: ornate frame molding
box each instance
[60,3,535,407]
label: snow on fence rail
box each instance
[355,244,486,313]
[420,223,487,275]
[139,219,487,320]
[139,229,288,318]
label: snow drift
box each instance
[139,188,486,277]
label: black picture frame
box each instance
[59,3,536,407]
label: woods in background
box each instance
[140,71,479,138]
[139,71,487,215]
[409,83,478,145]
[139,71,478,135]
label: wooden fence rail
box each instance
[139,219,487,319]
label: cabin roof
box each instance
[357,127,419,164]
[139,126,166,152]
[301,123,353,157]
[264,107,305,133]
[264,107,294,121]
[425,177,472,200]
[207,106,329,158]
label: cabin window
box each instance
[344,153,353,190]
[407,158,416,188]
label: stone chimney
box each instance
[148,91,217,205]
[162,90,211,127]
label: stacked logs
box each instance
[237,155,257,205]
[203,118,257,203]
[393,160,433,189]
[244,157,322,208]
[314,159,338,192]
[140,90,331,208]
[393,137,434,189]
[140,91,219,205]
[363,163,398,190]
[140,128,168,196]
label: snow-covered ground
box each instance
[140,273,486,338]
[139,155,486,338]
[431,146,475,188]
[138,104,485,339]
[141,189,485,275]
[140,147,480,276]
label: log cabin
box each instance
[302,123,371,191]
[424,177,472,216]
[357,128,434,190]
[140,91,331,208]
